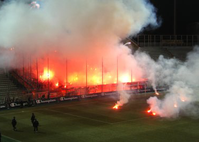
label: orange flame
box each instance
[120,74,130,83]
[113,104,119,109]
[146,109,156,116]
[147,109,151,113]
[55,82,59,87]
[34,59,145,89]
[40,68,54,81]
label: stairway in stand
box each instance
[0,68,20,104]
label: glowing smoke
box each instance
[0,0,158,66]
[0,0,159,108]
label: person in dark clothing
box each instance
[31,113,35,124]
[12,117,17,131]
[33,119,39,132]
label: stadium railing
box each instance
[133,35,199,47]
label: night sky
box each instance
[149,0,199,35]
[0,0,198,35]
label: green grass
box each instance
[0,94,199,142]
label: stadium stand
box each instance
[0,68,25,104]
[166,46,194,61]
[132,34,198,61]
[139,46,172,60]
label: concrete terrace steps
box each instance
[139,46,171,60]
[166,46,194,61]
[0,69,21,102]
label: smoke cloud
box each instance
[143,47,199,118]
[114,44,199,118]
[0,0,159,88]
[0,0,158,65]
[115,83,131,107]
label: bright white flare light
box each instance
[124,42,131,46]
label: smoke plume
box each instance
[0,0,159,87]
[0,0,158,66]
[143,47,199,118]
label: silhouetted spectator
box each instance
[12,117,17,131]
[31,113,35,124]
[33,119,39,132]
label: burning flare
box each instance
[155,91,159,95]
[147,109,156,116]
[113,104,120,109]
[147,109,151,113]
[55,82,59,87]
[40,68,54,81]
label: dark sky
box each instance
[1,0,198,35]
[149,0,199,35]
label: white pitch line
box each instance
[45,108,112,125]
[2,135,21,142]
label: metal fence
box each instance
[134,35,199,47]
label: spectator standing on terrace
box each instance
[31,113,35,124]
[11,117,17,131]
[33,119,39,132]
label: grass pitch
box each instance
[0,93,199,142]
